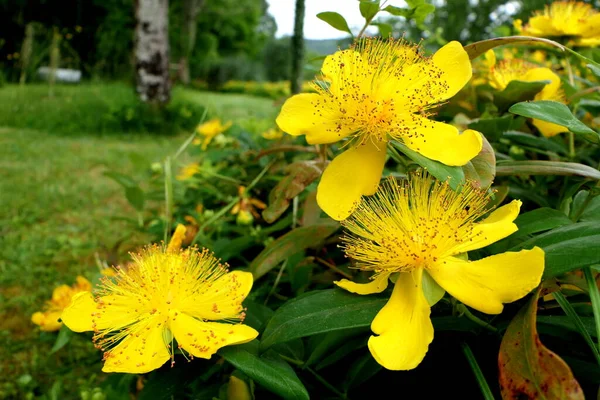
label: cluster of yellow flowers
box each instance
[515,1,600,47]
[39,1,600,375]
[275,37,545,370]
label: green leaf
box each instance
[580,195,600,221]
[390,141,465,189]
[509,100,600,143]
[370,22,392,38]
[50,326,72,354]
[494,80,549,111]
[103,171,137,188]
[383,5,411,17]
[588,63,600,78]
[316,12,352,35]
[359,1,380,21]
[125,186,145,211]
[342,352,382,390]
[260,289,386,349]
[498,288,584,399]
[496,160,600,180]
[249,221,339,280]
[553,291,600,365]
[462,135,495,188]
[538,315,598,339]
[513,222,600,279]
[405,0,424,7]
[413,4,435,24]
[468,115,524,141]
[263,161,323,223]
[422,270,445,306]
[219,341,309,400]
[464,36,566,60]
[503,130,567,155]
[514,208,572,238]
[305,328,368,367]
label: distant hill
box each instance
[305,38,345,55]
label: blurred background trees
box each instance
[0,0,571,89]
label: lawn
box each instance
[0,84,276,398]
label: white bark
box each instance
[135,0,170,104]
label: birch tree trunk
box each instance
[290,0,305,94]
[179,0,205,85]
[135,0,170,104]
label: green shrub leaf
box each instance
[316,12,352,35]
[219,341,309,400]
[496,160,600,180]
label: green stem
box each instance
[554,290,600,366]
[461,342,495,400]
[583,266,600,354]
[164,156,173,243]
[191,198,238,245]
[264,260,287,305]
[457,304,498,333]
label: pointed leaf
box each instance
[219,341,309,400]
[494,80,549,111]
[383,5,412,17]
[509,100,600,144]
[249,221,339,280]
[390,140,465,189]
[316,12,352,35]
[464,36,566,60]
[359,1,380,21]
[496,160,600,180]
[498,288,584,400]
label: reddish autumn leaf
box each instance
[498,288,584,400]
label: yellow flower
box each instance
[31,276,92,332]
[176,162,200,181]
[515,1,600,47]
[485,50,568,137]
[194,119,233,150]
[335,174,544,370]
[261,127,284,140]
[276,38,483,221]
[61,239,258,373]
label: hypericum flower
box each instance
[194,119,233,150]
[484,50,567,137]
[276,38,483,221]
[32,276,92,332]
[61,229,258,373]
[176,162,201,181]
[514,1,600,47]
[261,127,284,140]
[335,174,544,370]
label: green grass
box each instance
[0,84,276,398]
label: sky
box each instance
[266,0,408,40]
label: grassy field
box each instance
[0,84,275,398]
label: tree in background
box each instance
[179,0,205,84]
[135,0,170,104]
[290,0,305,94]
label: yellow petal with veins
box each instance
[368,268,433,370]
[317,141,387,221]
[429,247,545,315]
[335,273,390,295]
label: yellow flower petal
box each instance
[102,318,170,373]
[60,291,96,332]
[170,314,258,359]
[368,269,433,370]
[62,291,142,333]
[321,50,367,82]
[484,50,496,69]
[167,224,187,253]
[404,120,483,166]
[527,16,560,36]
[432,41,473,100]
[429,247,545,315]
[276,93,354,144]
[452,200,521,254]
[317,141,387,221]
[31,311,63,332]
[525,68,562,101]
[335,273,390,295]
[184,271,253,320]
[532,119,568,138]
